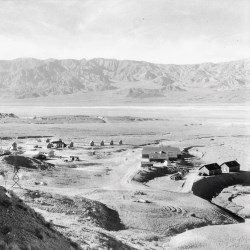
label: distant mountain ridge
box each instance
[0,57,249,99]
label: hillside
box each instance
[0,58,249,100]
[0,186,81,250]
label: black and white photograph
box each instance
[0,0,249,249]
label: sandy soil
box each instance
[0,107,250,249]
[167,219,250,250]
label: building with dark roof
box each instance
[199,163,221,176]
[220,160,240,173]
[142,146,181,161]
[149,151,169,162]
[51,140,66,148]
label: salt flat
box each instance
[0,105,250,249]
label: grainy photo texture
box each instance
[0,0,249,249]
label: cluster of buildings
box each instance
[199,161,240,176]
[6,137,124,161]
[141,145,182,167]
[90,140,122,147]
[9,138,123,151]
[47,139,123,148]
[141,145,241,178]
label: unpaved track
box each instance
[179,173,200,193]
[101,148,148,191]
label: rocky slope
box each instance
[0,186,81,250]
[0,58,249,99]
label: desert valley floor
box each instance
[0,105,250,250]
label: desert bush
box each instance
[0,241,21,250]
[34,228,44,240]
[1,226,12,235]
[69,240,79,249]
[0,198,12,207]
[16,204,28,212]
[19,243,31,250]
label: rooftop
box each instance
[142,146,181,155]
[199,163,221,171]
[221,160,240,168]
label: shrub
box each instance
[1,226,12,235]
[34,228,44,240]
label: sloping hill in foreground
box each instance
[0,58,249,99]
[0,186,80,250]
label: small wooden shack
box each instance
[199,163,221,176]
[12,142,17,151]
[90,141,95,146]
[69,142,74,148]
[47,143,53,149]
[220,160,240,173]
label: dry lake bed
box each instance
[0,105,250,250]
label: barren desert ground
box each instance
[0,105,250,249]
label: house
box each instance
[51,139,66,148]
[149,151,169,162]
[199,163,221,176]
[220,161,240,173]
[142,146,181,160]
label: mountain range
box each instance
[0,57,249,99]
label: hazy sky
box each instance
[0,0,249,64]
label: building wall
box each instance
[221,165,229,173]
[142,154,149,158]
[214,169,222,175]
[200,167,221,175]
[221,164,240,173]
[199,167,210,176]
[231,166,240,172]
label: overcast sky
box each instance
[0,0,249,64]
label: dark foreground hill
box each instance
[0,186,81,250]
